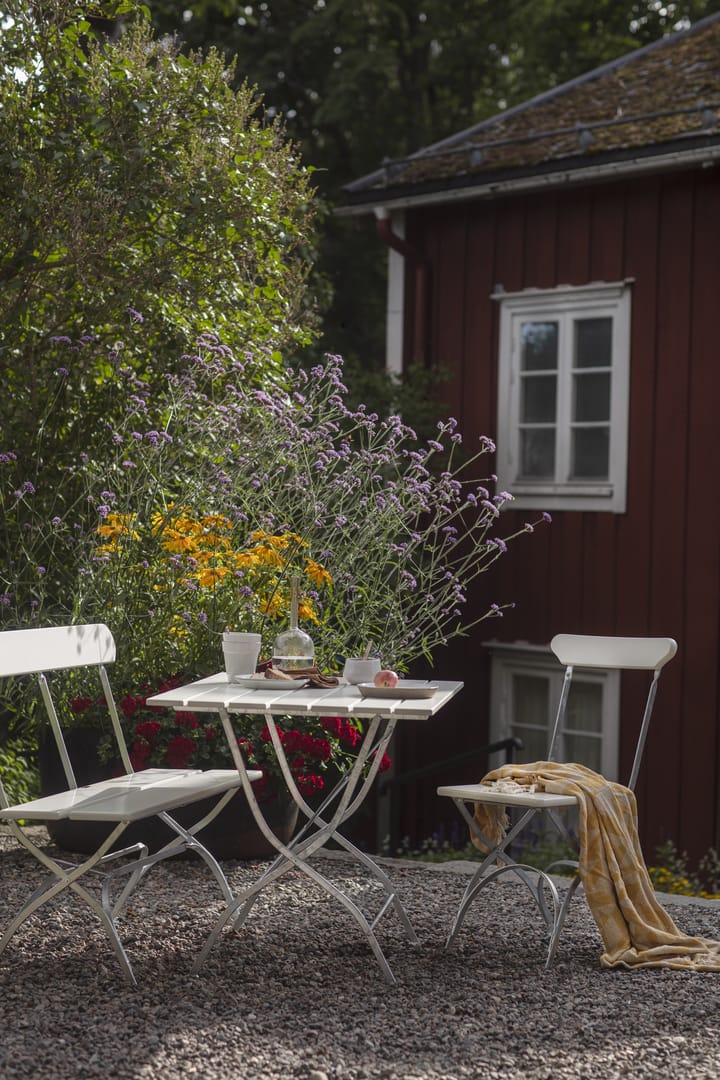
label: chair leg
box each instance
[545,875,583,966]
[446,859,563,948]
[443,798,585,963]
[0,821,139,984]
[445,799,539,948]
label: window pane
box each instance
[521,322,558,371]
[571,427,609,479]
[521,375,557,422]
[565,681,603,733]
[511,674,550,761]
[520,428,555,478]
[574,372,610,422]
[513,674,549,725]
[575,318,612,368]
[563,733,602,773]
[513,726,549,762]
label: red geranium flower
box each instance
[177,711,199,730]
[119,693,144,718]
[339,721,361,748]
[164,734,195,768]
[296,773,324,795]
[70,696,94,714]
[283,730,304,753]
[320,716,342,737]
[307,736,332,762]
[377,751,392,773]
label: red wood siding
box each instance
[393,168,720,866]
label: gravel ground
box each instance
[0,827,718,1080]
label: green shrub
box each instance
[0,742,39,807]
[0,0,318,459]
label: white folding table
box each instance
[146,674,463,983]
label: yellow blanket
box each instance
[473,761,720,970]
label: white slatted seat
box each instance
[0,624,261,984]
[437,634,677,965]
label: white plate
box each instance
[233,675,310,689]
[358,680,439,700]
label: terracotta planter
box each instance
[38,728,298,860]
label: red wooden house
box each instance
[342,14,720,865]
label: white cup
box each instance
[222,632,262,681]
[343,656,382,685]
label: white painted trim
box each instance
[385,210,405,379]
[495,281,632,513]
[337,144,720,217]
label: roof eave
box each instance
[337,138,720,217]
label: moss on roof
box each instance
[346,14,720,199]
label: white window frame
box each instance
[494,281,632,513]
[485,642,620,780]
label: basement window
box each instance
[486,642,620,780]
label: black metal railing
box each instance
[377,736,524,853]
[378,736,524,794]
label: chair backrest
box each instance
[547,633,678,790]
[0,623,116,678]
[550,634,677,671]
[0,623,130,798]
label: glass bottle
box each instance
[271,575,315,670]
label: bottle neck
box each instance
[289,574,299,630]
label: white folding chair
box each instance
[437,634,677,964]
[0,623,261,984]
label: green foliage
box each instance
[338,358,454,443]
[393,830,720,897]
[152,0,720,185]
[502,0,720,105]
[391,828,577,872]
[0,321,546,735]
[0,0,318,404]
[146,0,720,372]
[0,742,39,807]
[391,833,483,863]
[648,839,720,899]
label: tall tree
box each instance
[146,0,720,369]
